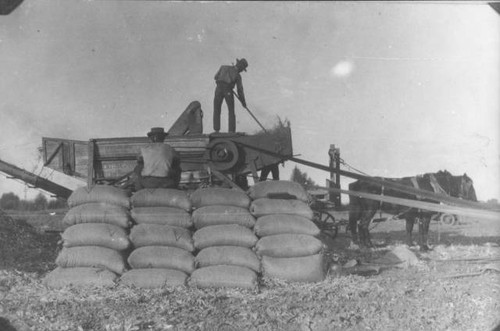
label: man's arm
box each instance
[235,75,246,108]
[171,150,181,169]
[214,66,222,81]
[133,154,144,175]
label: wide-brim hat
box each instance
[236,58,248,72]
[147,127,168,138]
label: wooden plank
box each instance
[74,142,89,178]
[322,186,500,221]
[44,142,63,167]
[42,138,88,179]
[91,138,209,161]
[87,139,95,188]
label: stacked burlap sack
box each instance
[188,187,259,290]
[43,185,132,288]
[122,188,195,288]
[249,180,327,283]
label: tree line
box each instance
[0,192,67,211]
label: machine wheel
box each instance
[204,139,240,171]
[314,210,338,239]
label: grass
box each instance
[1,211,500,331]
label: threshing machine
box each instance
[1,101,292,199]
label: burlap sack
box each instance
[63,203,132,228]
[131,188,192,211]
[131,207,193,228]
[247,180,309,202]
[120,268,187,288]
[254,214,320,237]
[129,224,194,252]
[193,224,258,250]
[68,185,130,208]
[192,205,256,229]
[255,234,323,258]
[56,246,127,275]
[188,265,258,289]
[249,198,314,220]
[43,267,117,288]
[127,246,195,274]
[190,187,250,209]
[261,253,326,283]
[61,223,130,251]
[195,246,261,272]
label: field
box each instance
[1,209,499,331]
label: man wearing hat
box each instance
[213,58,248,133]
[133,127,181,190]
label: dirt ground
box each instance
[0,209,499,331]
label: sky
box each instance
[0,1,499,202]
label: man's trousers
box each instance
[213,85,235,132]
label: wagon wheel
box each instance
[439,213,457,226]
[314,210,339,239]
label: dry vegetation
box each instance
[1,210,499,331]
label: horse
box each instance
[348,170,477,251]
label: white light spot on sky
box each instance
[330,60,354,78]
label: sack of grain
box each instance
[261,253,326,283]
[188,265,258,289]
[131,188,192,211]
[195,246,261,272]
[56,246,126,275]
[131,207,193,228]
[129,224,194,252]
[249,198,314,220]
[120,268,187,288]
[254,214,320,237]
[192,205,256,229]
[68,185,130,208]
[248,180,309,202]
[63,203,132,228]
[190,187,250,209]
[193,224,258,250]
[43,267,117,288]
[255,234,323,258]
[61,223,130,251]
[127,246,195,274]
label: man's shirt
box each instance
[140,143,178,177]
[214,65,245,103]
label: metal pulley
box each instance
[204,138,240,171]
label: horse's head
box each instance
[434,170,477,201]
[459,173,477,201]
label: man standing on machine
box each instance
[213,58,248,133]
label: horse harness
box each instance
[380,173,449,224]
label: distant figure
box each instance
[213,58,248,133]
[260,164,280,181]
[134,127,182,190]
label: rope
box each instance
[337,157,370,176]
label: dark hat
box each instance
[236,58,248,72]
[147,127,168,138]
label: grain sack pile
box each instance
[43,185,132,288]
[189,187,259,290]
[249,180,327,283]
[122,188,194,288]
